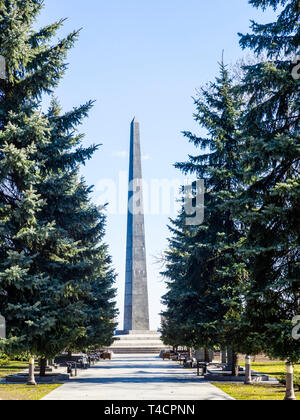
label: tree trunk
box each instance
[39,358,47,377]
[67,351,72,361]
[204,349,210,363]
[188,348,193,359]
[221,349,227,364]
[227,349,233,370]
[232,352,239,377]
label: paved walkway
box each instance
[43,355,233,400]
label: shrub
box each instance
[10,352,30,362]
[279,373,300,391]
[0,354,10,366]
[294,374,300,391]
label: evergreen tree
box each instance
[162,63,249,374]
[0,1,117,375]
[161,213,198,350]
[236,0,300,365]
[0,0,80,359]
[32,98,117,374]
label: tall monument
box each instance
[124,117,150,332]
[110,118,169,353]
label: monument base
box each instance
[109,330,170,354]
[115,330,158,335]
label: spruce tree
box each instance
[32,98,117,374]
[162,63,249,374]
[0,0,80,359]
[161,212,198,350]
[237,0,300,366]
[0,1,117,375]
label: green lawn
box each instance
[0,360,28,380]
[214,383,299,401]
[0,361,61,400]
[214,362,300,401]
[0,383,62,400]
[240,361,300,378]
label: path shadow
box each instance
[92,364,178,370]
[70,376,207,385]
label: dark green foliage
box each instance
[161,213,198,349]
[0,353,9,366]
[240,0,299,56]
[0,0,117,359]
[162,63,248,357]
[279,373,300,391]
[236,0,299,363]
[162,0,299,365]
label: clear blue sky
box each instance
[37,0,278,330]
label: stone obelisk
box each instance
[124,117,150,332]
[109,120,169,352]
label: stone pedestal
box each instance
[110,331,170,354]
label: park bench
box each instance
[196,362,210,376]
[163,352,172,361]
[78,355,89,369]
[88,356,96,366]
[184,357,198,369]
[178,353,189,365]
[87,352,101,362]
[172,353,183,361]
[66,362,78,377]
[94,353,101,362]
[195,362,230,376]
[101,352,112,360]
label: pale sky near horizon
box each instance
[36,1,278,330]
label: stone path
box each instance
[42,354,233,400]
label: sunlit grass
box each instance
[0,360,61,400]
[239,361,300,378]
[214,362,300,401]
[214,383,300,401]
[0,384,62,400]
[0,361,28,380]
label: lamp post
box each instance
[284,361,296,401]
